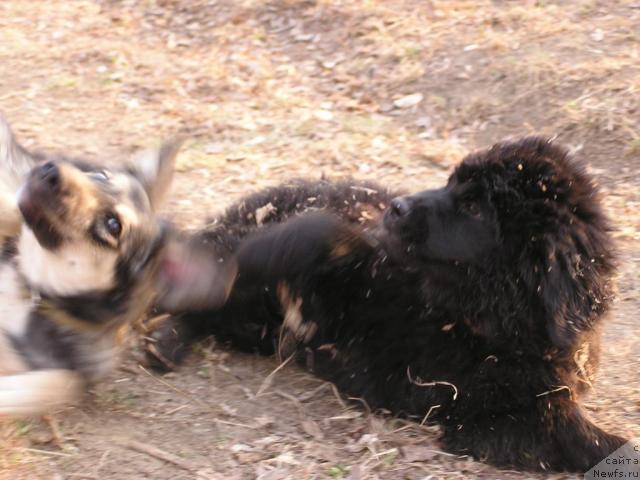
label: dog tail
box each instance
[551,398,629,472]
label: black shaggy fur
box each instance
[149,137,627,472]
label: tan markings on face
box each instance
[54,163,101,231]
[115,203,140,230]
[110,172,147,206]
[18,227,118,296]
[108,172,131,191]
[59,164,151,241]
[110,173,152,235]
[45,165,150,238]
[18,162,160,299]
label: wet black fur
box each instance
[150,137,626,472]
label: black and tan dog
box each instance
[148,137,631,472]
[0,115,230,416]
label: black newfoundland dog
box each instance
[149,137,627,472]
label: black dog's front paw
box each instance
[143,315,196,372]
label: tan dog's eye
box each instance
[90,170,111,182]
[104,214,122,238]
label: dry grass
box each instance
[0,0,639,478]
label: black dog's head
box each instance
[383,137,615,348]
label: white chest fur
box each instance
[17,228,117,296]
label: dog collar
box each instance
[16,271,105,333]
[36,299,106,333]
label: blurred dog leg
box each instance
[0,180,21,238]
[0,370,83,416]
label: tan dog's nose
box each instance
[33,162,61,193]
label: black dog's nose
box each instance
[36,162,60,190]
[389,196,410,218]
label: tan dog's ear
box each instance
[0,113,38,238]
[0,113,38,181]
[132,137,184,209]
[154,233,237,313]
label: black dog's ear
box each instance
[534,242,613,349]
[154,234,237,313]
[0,113,38,180]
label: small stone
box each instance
[313,110,333,121]
[415,116,432,128]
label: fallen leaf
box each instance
[301,420,324,440]
[402,445,441,462]
[255,202,277,225]
[346,465,362,480]
[393,93,423,109]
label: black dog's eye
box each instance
[460,202,482,218]
[104,214,122,238]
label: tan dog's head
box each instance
[0,114,234,329]
[16,142,181,301]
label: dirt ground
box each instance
[1,1,639,479]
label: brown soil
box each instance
[1,1,638,479]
